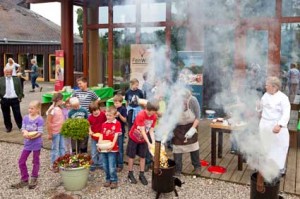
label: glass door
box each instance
[49,54,56,81]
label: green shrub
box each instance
[61,118,89,140]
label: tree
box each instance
[76,8,83,38]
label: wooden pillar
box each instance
[83,0,88,78]
[61,0,74,86]
[107,0,113,87]
[165,0,172,80]
[87,6,101,86]
[135,0,141,44]
[268,0,282,76]
[185,0,203,51]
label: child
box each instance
[126,100,158,185]
[113,94,127,172]
[125,78,144,131]
[97,107,121,189]
[68,97,89,153]
[47,93,65,170]
[62,98,72,154]
[88,101,106,171]
[11,100,44,189]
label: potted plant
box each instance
[53,118,91,191]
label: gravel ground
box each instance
[1,142,299,199]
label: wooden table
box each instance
[210,122,244,171]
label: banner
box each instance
[178,51,204,109]
[54,50,64,91]
[130,44,153,88]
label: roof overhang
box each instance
[26,0,83,6]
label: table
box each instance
[42,92,72,103]
[210,122,244,171]
[42,87,114,103]
[89,86,114,99]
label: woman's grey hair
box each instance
[266,76,281,91]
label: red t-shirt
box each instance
[129,110,157,143]
[88,112,106,141]
[100,119,121,152]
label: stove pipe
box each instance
[154,141,161,175]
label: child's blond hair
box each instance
[29,100,41,114]
[113,94,123,103]
[130,78,139,85]
[106,106,117,115]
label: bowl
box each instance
[91,133,101,140]
[205,110,216,119]
[96,140,112,150]
[97,83,104,88]
[28,131,38,137]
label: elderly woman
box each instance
[172,90,201,176]
[256,76,290,191]
[5,58,20,76]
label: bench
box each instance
[288,103,300,148]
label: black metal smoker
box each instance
[151,141,182,199]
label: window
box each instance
[113,28,136,83]
[281,23,300,70]
[141,2,166,22]
[282,0,300,17]
[241,0,276,18]
[113,5,136,23]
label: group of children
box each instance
[11,78,160,190]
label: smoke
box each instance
[118,0,297,182]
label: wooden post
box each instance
[107,0,113,87]
[83,0,88,78]
[61,0,74,86]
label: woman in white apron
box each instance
[257,76,290,191]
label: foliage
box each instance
[61,118,89,140]
[76,8,83,38]
[53,153,92,170]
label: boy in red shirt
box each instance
[88,102,106,171]
[126,101,159,185]
[97,106,121,189]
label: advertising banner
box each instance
[178,51,204,109]
[130,44,153,88]
[54,50,64,91]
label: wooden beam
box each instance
[107,0,113,87]
[61,0,74,86]
[83,0,88,78]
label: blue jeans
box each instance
[117,134,124,168]
[101,152,118,183]
[31,75,39,90]
[51,134,65,164]
[91,139,103,169]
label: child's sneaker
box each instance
[10,181,28,189]
[128,172,137,184]
[103,182,110,188]
[28,177,38,189]
[110,182,118,189]
[139,174,148,185]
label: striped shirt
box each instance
[72,90,99,114]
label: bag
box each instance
[177,97,195,125]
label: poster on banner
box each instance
[54,50,64,91]
[178,51,204,108]
[130,44,153,88]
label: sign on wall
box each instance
[54,50,64,91]
[130,44,153,88]
[178,51,204,109]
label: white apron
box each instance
[259,118,289,170]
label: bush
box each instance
[61,118,89,140]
